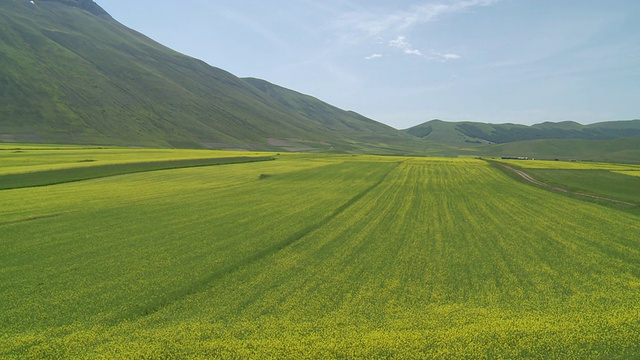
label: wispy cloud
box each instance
[389,36,424,56]
[365,54,383,60]
[335,0,498,37]
[433,52,462,61]
[388,36,462,61]
[332,1,493,62]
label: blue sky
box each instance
[100,0,640,129]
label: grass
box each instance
[0,146,275,189]
[469,138,640,163]
[524,169,640,204]
[1,149,639,358]
[0,146,273,174]
[0,156,274,190]
[494,159,640,215]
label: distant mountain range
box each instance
[403,120,640,161]
[0,0,638,161]
[404,119,640,145]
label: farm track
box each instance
[492,161,636,206]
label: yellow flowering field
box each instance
[1,151,639,358]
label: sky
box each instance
[99,0,640,129]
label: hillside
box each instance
[0,0,423,153]
[466,138,640,163]
[242,78,426,153]
[405,119,640,145]
[404,119,640,161]
[403,119,494,147]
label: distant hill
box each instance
[403,119,494,147]
[0,0,424,153]
[462,138,640,163]
[405,119,640,145]
[404,119,640,162]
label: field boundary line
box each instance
[489,161,636,206]
[0,156,275,191]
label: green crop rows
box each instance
[1,150,639,358]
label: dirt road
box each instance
[492,162,636,207]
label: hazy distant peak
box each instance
[38,0,111,17]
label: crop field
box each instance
[496,159,640,213]
[0,145,275,190]
[0,145,272,175]
[1,149,639,358]
[495,159,640,171]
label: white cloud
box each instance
[333,1,492,62]
[366,54,383,60]
[335,0,498,37]
[405,49,424,56]
[389,36,410,49]
[433,52,462,61]
[389,36,424,57]
[389,36,462,61]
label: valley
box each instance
[1,147,639,358]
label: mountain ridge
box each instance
[37,0,111,17]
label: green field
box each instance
[0,145,274,190]
[1,149,639,358]
[496,159,640,214]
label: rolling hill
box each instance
[405,119,640,145]
[0,0,424,153]
[405,119,640,162]
[463,138,640,163]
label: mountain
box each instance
[0,0,424,153]
[405,119,640,145]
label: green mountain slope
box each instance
[404,119,640,162]
[403,119,495,146]
[405,119,640,145]
[0,0,420,152]
[243,77,395,135]
[242,78,427,153]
